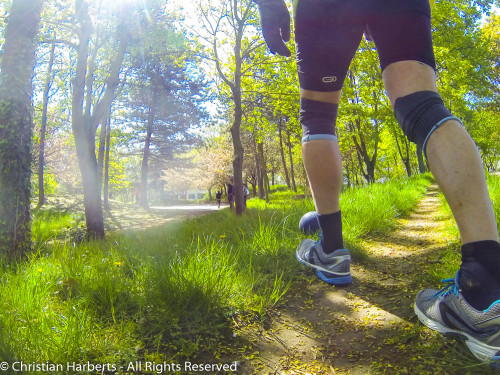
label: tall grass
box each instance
[0,174,431,368]
[488,173,500,234]
[31,209,85,249]
[430,173,500,282]
[341,175,432,251]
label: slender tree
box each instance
[285,121,297,191]
[197,0,259,215]
[37,39,56,208]
[103,117,112,209]
[277,119,291,189]
[71,0,129,238]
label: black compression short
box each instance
[295,0,435,92]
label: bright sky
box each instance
[165,0,198,13]
[101,0,142,10]
[164,0,200,27]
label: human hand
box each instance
[254,0,291,57]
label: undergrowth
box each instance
[413,173,500,375]
[0,175,433,373]
[429,173,500,283]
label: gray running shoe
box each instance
[296,239,351,285]
[414,271,500,364]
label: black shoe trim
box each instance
[439,303,500,339]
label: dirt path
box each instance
[237,186,453,374]
[42,195,226,232]
[103,201,227,231]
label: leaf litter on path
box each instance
[237,186,458,375]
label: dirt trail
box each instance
[104,202,226,232]
[42,195,226,232]
[238,186,453,374]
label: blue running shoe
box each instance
[295,239,351,285]
[414,271,500,365]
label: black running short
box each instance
[295,0,435,92]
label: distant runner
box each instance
[227,181,234,210]
[216,190,222,209]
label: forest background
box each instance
[0,0,498,372]
[0,0,499,255]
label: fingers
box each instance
[274,40,292,57]
[256,0,291,57]
[280,19,290,42]
[262,27,291,57]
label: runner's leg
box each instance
[295,0,364,254]
[371,2,500,316]
[300,89,343,215]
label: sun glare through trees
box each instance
[0,0,498,373]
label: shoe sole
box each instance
[414,303,500,364]
[296,252,352,286]
[316,270,352,286]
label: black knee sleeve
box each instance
[300,98,339,143]
[394,91,461,153]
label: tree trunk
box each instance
[278,122,291,189]
[231,117,245,214]
[211,1,251,215]
[286,124,297,192]
[351,118,378,184]
[394,132,412,177]
[229,21,245,216]
[98,102,113,195]
[416,144,426,173]
[103,117,111,209]
[0,0,44,257]
[139,105,155,209]
[255,140,265,199]
[258,142,270,203]
[72,0,104,239]
[37,40,56,209]
[345,163,352,188]
[97,115,107,188]
[264,170,270,202]
[77,136,105,238]
[71,0,128,238]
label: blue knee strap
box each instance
[302,134,338,143]
[422,116,463,157]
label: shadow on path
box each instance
[238,185,462,374]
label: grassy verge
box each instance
[31,209,86,248]
[341,175,432,258]
[429,173,500,282]
[392,173,500,375]
[0,175,431,372]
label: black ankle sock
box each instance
[461,240,500,283]
[459,240,500,310]
[317,210,343,254]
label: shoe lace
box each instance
[434,275,459,298]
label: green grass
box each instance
[429,173,500,282]
[0,175,433,372]
[409,173,500,375]
[341,175,432,252]
[489,173,500,234]
[31,208,86,249]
